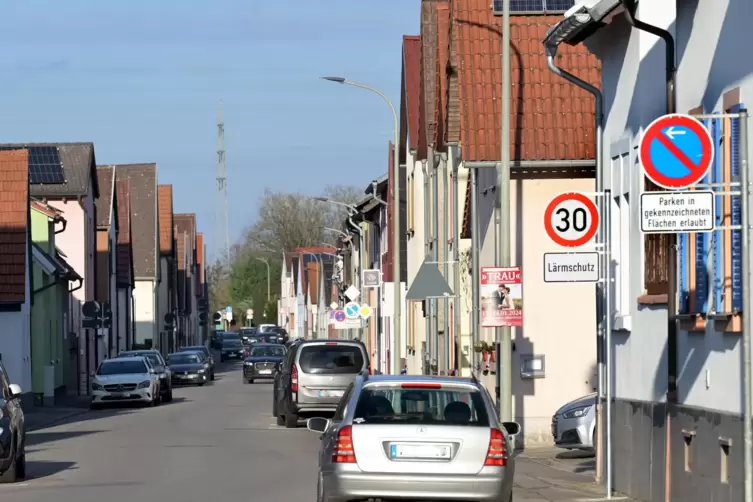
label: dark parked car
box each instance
[167,352,210,386]
[178,345,215,380]
[243,344,286,384]
[117,349,173,402]
[273,339,369,428]
[239,327,258,345]
[220,337,245,362]
[0,361,26,483]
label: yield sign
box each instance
[406,255,454,300]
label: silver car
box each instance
[306,374,520,502]
[551,392,597,451]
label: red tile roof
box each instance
[115,179,133,286]
[31,200,64,220]
[403,35,422,153]
[420,1,448,158]
[451,0,601,235]
[0,150,29,302]
[157,185,173,255]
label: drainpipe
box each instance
[33,275,60,295]
[69,278,83,293]
[621,4,678,502]
[431,149,440,376]
[421,159,431,375]
[545,47,607,487]
[54,218,67,234]
[470,166,480,373]
[451,147,461,376]
[441,152,450,376]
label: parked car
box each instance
[219,337,245,362]
[0,361,26,483]
[117,349,173,402]
[273,339,369,428]
[258,324,277,333]
[243,344,286,384]
[167,352,210,386]
[239,327,258,345]
[306,374,519,502]
[179,345,215,380]
[90,357,161,409]
[269,327,289,344]
[551,393,596,451]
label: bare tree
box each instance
[243,185,366,253]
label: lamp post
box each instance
[321,76,401,375]
[254,256,271,303]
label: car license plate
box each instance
[259,369,272,375]
[111,392,126,398]
[318,390,344,398]
[390,443,451,460]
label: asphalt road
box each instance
[1,361,319,502]
[3,360,620,502]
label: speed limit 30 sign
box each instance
[544,192,600,247]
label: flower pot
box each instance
[482,352,491,363]
[491,352,496,363]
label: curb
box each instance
[26,408,90,432]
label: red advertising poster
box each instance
[480,266,523,327]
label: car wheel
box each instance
[198,382,206,387]
[211,372,215,381]
[16,454,26,480]
[164,389,173,403]
[248,378,254,384]
[90,401,101,410]
[0,449,17,483]
[272,395,278,417]
[284,410,298,428]
[276,412,285,426]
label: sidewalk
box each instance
[22,396,90,432]
[514,447,638,501]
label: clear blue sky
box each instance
[0,0,419,258]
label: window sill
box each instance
[637,294,668,305]
[612,314,632,331]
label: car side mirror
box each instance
[502,421,521,436]
[8,384,22,399]
[148,368,155,374]
[307,417,330,434]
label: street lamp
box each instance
[321,76,401,375]
[254,256,271,303]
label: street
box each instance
[7,360,631,502]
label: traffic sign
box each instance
[362,269,382,288]
[640,114,713,190]
[544,192,599,248]
[543,252,600,283]
[333,310,346,322]
[640,191,714,234]
[359,304,372,319]
[344,285,360,301]
[225,305,232,313]
[344,302,360,319]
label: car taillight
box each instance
[367,364,372,375]
[485,428,506,466]
[291,365,298,392]
[332,425,356,463]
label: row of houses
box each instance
[279,0,750,500]
[0,143,209,407]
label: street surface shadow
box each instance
[25,407,133,431]
[26,429,105,447]
[160,396,189,405]
[554,449,596,475]
[23,460,77,480]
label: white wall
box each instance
[158,257,170,349]
[0,251,31,390]
[134,280,156,345]
[117,288,128,352]
[406,150,426,374]
[587,0,752,414]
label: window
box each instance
[298,345,365,375]
[352,386,490,426]
[610,138,638,329]
[333,383,355,422]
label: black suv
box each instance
[0,361,26,482]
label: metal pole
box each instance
[740,109,752,502]
[470,167,480,372]
[498,0,513,422]
[423,161,431,375]
[452,154,462,376]
[604,188,613,497]
[433,150,440,375]
[442,154,450,376]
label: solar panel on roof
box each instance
[494,0,575,14]
[0,145,66,184]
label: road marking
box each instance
[573,497,629,501]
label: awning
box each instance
[55,250,82,281]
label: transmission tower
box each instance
[215,101,230,265]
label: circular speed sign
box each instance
[544,192,599,248]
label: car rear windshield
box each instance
[352,386,490,426]
[223,339,242,347]
[180,347,209,356]
[169,354,203,365]
[124,352,161,366]
[97,360,148,375]
[298,345,364,374]
[250,345,285,357]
